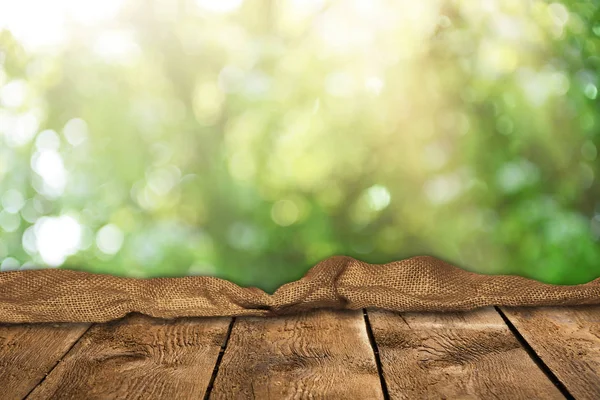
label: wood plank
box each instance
[367,307,564,400]
[500,305,600,400]
[0,322,90,400]
[26,313,231,400]
[209,308,384,399]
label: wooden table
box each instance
[1,305,599,399]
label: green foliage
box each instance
[1,0,600,293]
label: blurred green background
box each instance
[1,0,600,293]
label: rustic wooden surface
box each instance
[0,306,599,399]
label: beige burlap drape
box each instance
[1,255,599,323]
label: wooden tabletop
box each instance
[1,306,599,399]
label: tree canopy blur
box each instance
[1,0,600,292]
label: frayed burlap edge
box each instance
[1,255,599,323]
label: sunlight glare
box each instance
[196,0,244,14]
[34,215,82,266]
[0,0,124,51]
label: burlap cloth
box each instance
[1,255,600,323]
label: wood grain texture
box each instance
[26,313,231,400]
[367,307,564,400]
[501,305,600,400]
[209,308,384,400]
[0,322,90,400]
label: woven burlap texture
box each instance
[1,255,600,323]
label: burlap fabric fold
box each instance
[1,255,600,323]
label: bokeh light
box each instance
[1,0,600,292]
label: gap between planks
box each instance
[363,308,391,400]
[499,305,600,400]
[0,322,92,400]
[494,306,575,400]
[203,317,236,400]
[21,324,93,399]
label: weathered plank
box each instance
[209,308,384,399]
[0,322,90,400]
[26,313,231,400]
[500,305,600,400]
[367,307,564,399]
